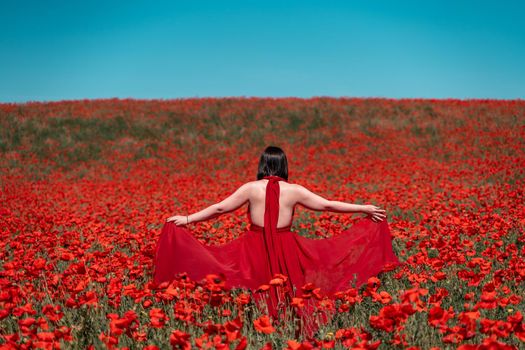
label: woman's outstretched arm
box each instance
[166,182,252,225]
[294,184,387,222]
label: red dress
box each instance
[153,175,401,337]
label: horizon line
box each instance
[1,95,524,106]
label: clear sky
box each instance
[1,0,524,102]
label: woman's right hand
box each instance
[362,205,387,222]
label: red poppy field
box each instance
[1,97,524,349]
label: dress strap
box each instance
[261,175,287,277]
[262,175,287,182]
[263,176,282,234]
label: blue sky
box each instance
[1,0,524,102]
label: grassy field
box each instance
[1,97,524,349]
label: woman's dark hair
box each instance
[257,146,289,181]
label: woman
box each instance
[154,146,400,335]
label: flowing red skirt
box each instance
[153,217,400,338]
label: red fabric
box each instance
[153,175,401,337]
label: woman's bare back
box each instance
[248,179,299,228]
[166,177,386,226]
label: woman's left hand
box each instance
[166,215,188,225]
